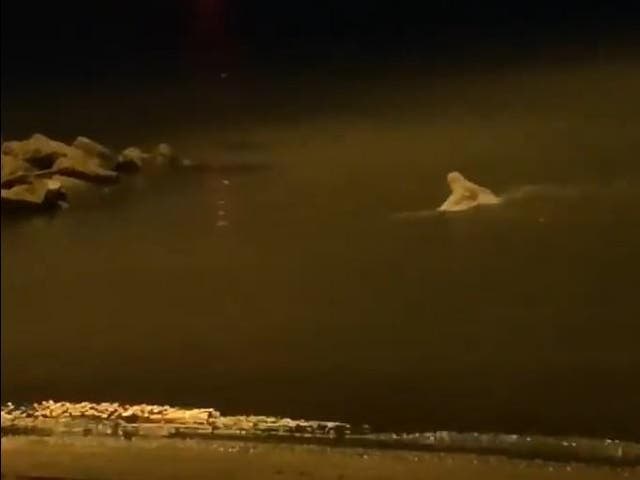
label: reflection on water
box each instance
[2,55,640,441]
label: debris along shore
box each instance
[1,134,187,212]
[2,401,639,466]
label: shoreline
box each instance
[3,401,639,467]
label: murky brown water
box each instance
[2,55,640,440]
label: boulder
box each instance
[1,154,35,187]
[50,174,94,197]
[2,134,73,170]
[53,151,119,184]
[1,178,66,210]
[116,147,148,172]
[72,136,115,166]
[153,143,179,167]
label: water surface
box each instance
[3,55,640,440]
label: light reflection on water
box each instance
[2,56,640,440]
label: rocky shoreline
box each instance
[1,401,350,440]
[2,401,639,466]
[1,134,189,212]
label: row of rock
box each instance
[2,400,219,426]
[1,400,350,436]
[1,133,187,211]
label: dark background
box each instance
[2,1,639,82]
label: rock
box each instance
[116,147,148,172]
[51,174,88,189]
[53,151,119,184]
[2,134,73,169]
[155,145,203,169]
[1,154,35,187]
[1,411,14,425]
[72,136,115,165]
[153,143,179,167]
[125,143,192,169]
[49,174,98,200]
[1,178,66,210]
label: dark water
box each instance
[2,54,640,441]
